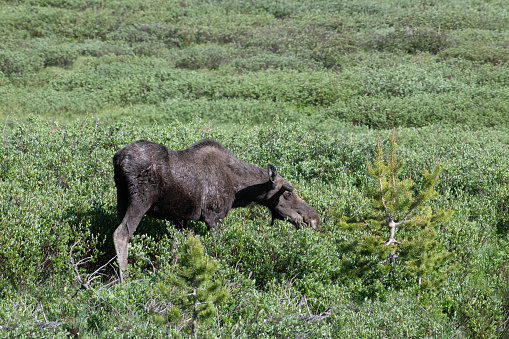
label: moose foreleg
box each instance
[113,224,130,283]
[113,204,149,283]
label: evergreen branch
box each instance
[380,177,390,220]
[394,208,414,227]
[157,234,229,338]
[390,127,397,190]
[375,142,391,221]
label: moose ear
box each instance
[282,183,293,192]
[267,164,277,185]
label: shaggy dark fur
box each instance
[113,139,319,282]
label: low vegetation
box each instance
[1,119,508,337]
[1,0,508,337]
[1,0,508,129]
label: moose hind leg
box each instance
[113,202,150,283]
[114,171,130,223]
[116,189,129,225]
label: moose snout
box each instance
[303,213,319,230]
[275,211,319,230]
[294,205,319,230]
[302,203,320,230]
[308,218,319,230]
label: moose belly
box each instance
[146,195,201,221]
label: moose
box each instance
[113,139,319,282]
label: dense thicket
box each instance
[1,0,509,337]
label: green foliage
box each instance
[440,42,509,65]
[0,0,508,128]
[331,292,452,338]
[372,27,452,54]
[342,129,455,295]
[0,119,508,336]
[205,216,341,295]
[155,234,229,337]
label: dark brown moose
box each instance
[113,139,319,282]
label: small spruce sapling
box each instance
[155,234,229,338]
[356,128,454,291]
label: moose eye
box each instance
[283,191,292,199]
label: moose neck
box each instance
[230,162,273,208]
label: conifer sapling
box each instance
[156,233,229,338]
[358,128,454,290]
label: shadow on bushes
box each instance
[65,202,175,280]
[496,195,509,237]
[372,27,452,54]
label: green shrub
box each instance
[106,23,181,47]
[31,39,79,67]
[0,119,117,287]
[205,217,341,292]
[327,89,509,129]
[440,42,509,65]
[173,44,232,70]
[359,63,461,98]
[25,0,106,10]
[157,97,300,125]
[0,50,43,76]
[372,27,452,54]
[389,1,509,31]
[0,39,77,76]
[331,292,452,338]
